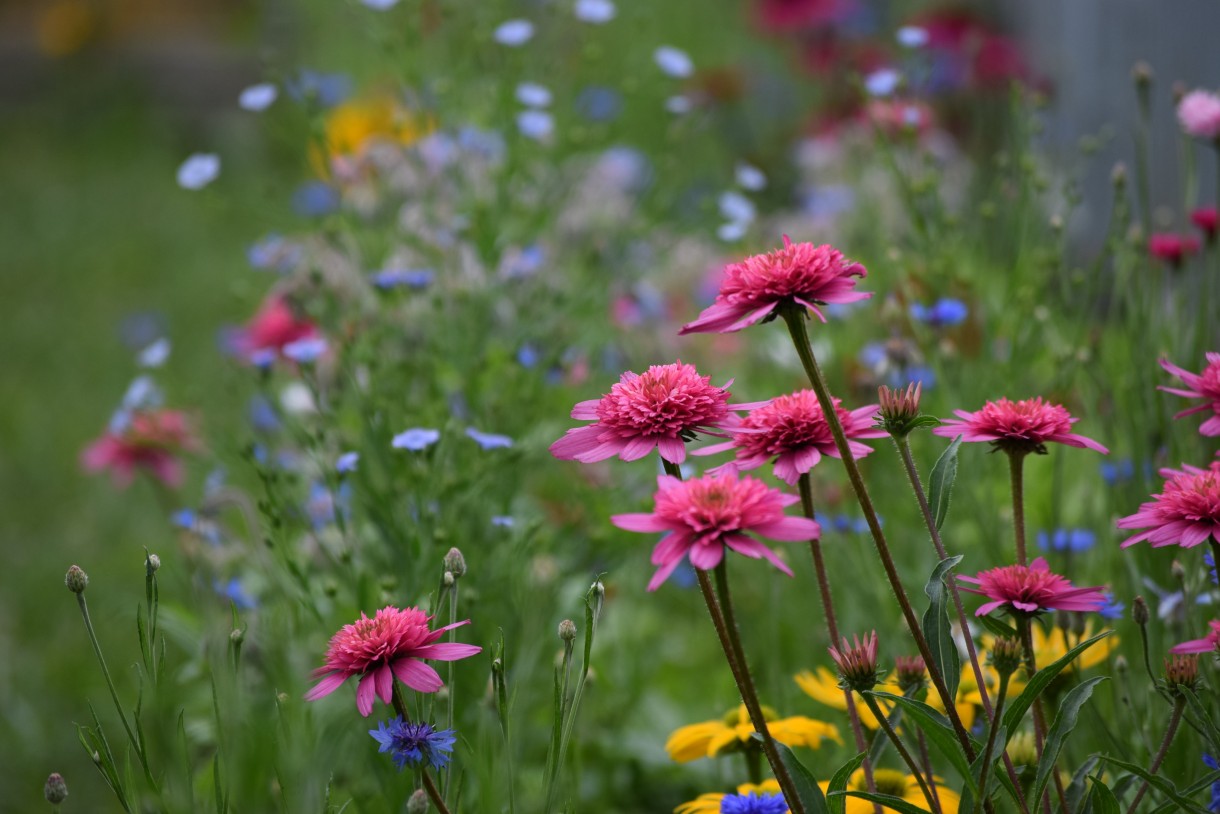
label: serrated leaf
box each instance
[1102,755,1214,814]
[927,436,962,530]
[1029,676,1105,809]
[922,556,963,704]
[1002,630,1113,745]
[868,691,978,798]
[771,740,830,814]
[826,752,866,814]
[1086,776,1120,814]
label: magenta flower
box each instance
[81,410,201,488]
[694,391,885,485]
[829,631,880,692]
[932,397,1108,455]
[1117,461,1220,549]
[1178,90,1220,141]
[1148,233,1201,268]
[1171,620,1220,654]
[306,606,482,717]
[958,557,1106,617]
[550,361,751,465]
[1160,354,1220,436]
[611,470,819,590]
[679,236,869,334]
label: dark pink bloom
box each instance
[236,294,320,361]
[1160,354,1220,436]
[1191,207,1218,243]
[695,391,885,485]
[1148,233,1201,268]
[753,0,853,32]
[829,631,879,691]
[81,410,200,488]
[1171,620,1220,654]
[679,237,869,334]
[932,397,1108,455]
[306,606,482,717]
[1117,461,1220,549]
[958,557,1106,617]
[550,361,748,465]
[611,470,819,590]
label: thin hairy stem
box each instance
[861,694,942,814]
[1018,618,1067,813]
[1008,452,1029,566]
[1125,697,1185,814]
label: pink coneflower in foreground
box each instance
[932,397,1108,455]
[1192,207,1219,243]
[1148,233,1201,268]
[958,557,1106,617]
[1160,354,1220,436]
[306,606,481,717]
[694,391,885,485]
[679,237,869,334]
[829,631,879,692]
[1117,461,1220,549]
[611,470,819,590]
[1171,620,1220,654]
[81,410,201,488]
[550,361,750,465]
[1177,89,1220,141]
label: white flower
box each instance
[517,110,554,142]
[238,83,278,111]
[665,95,692,115]
[896,26,928,48]
[574,0,616,23]
[494,19,534,46]
[717,221,747,242]
[654,46,694,78]
[177,153,220,190]
[735,162,766,191]
[280,382,316,415]
[516,82,553,108]
[864,68,901,98]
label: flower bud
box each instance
[876,383,926,438]
[442,571,455,588]
[1132,596,1150,626]
[146,553,161,575]
[443,547,467,578]
[1165,654,1200,693]
[829,632,879,693]
[407,789,430,813]
[988,636,1023,678]
[1111,162,1127,188]
[44,773,68,804]
[230,627,245,645]
[1131,60,1153,88]
[895,655,926,693]
[65,565,89,594]
[558,619,578,641]
[1114,655,1128,674]
[1172,559,1186,583]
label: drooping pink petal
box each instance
[356,671,377,717]
[392,658,444,693]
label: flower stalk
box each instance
[392,685,453,814]
[1008,451,1029,565]
[860,693,942,814]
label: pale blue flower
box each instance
[576,86,622,121]
[494,19,534,46]
[138,338,170,368]
[361,0,399,8]
[717,221,747,242]
[215,578,257,610]
[393,428,440,451]
[491,515,515,528]
[865,68,902,97]
[177,153,220,190]
[336,452,360,473]
[718,190,755,224]
[654,46,694,78]
[285,70,351,108]
[735,162,766,191]
[896,26,929,48]
[292,182,340,217]
[517,110,554,141]
[516,82,552,108]
[247,234,303,272]
[574,0,615,23]
[238,83,278,111]
[466,428,513,450]
[910,298,969,327]
[371,268,434,289]
[282,337,328,364]
[665,95,692,114]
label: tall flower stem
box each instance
[1124,696,1185,814]
[1007,451,1029,565]
[860,694,942,814]
[797,475,880,809]
[976,671,1011,804]
[780,308,976,759]
[662,459,807,814]
[392,685,453,814]
[1017,618,1067,813]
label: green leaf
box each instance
[921,556,963,704]
[908,415,944,430]
[867,691,978,798]
[1065,754,1102,812]
[976,614,1019,640]
[1180,686,1220,756]
[826,752,866,814]
[1085,776,1121,814]
[1002,630,1113,745]
[1150,769,1220,814]
[1102,755,1214,814]
[926,436,962,530]
[1029,676,1106,810]
[771,740,830,814]
[835,791,933,814]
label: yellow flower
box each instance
[823,768,960,813]
[324,96,429,157]
[665,705,840,762]
[982,622,1118,673]
[675,780,784,814]
[925,664,1025,732]
[793,668,903,729]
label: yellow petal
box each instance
[665,721,725,763]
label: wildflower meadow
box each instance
[6,1,1220,812]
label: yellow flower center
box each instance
[856,769,910,797]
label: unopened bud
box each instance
[1172,81,1186,104]
[592,580,605,598]
[1172,559,1186,583]
[1131,60,1153,88]
[44,773,68,804]
[1133,596,1149,626]
[1114,655,1129,674]
[230,628,244,645]
[443,547,467,578]
[1165,654,1199,692]
[1111,162,1127,188]
[876,383,925,438]
[65,565,88,594]
[829,632,879,693]
[1070,611,1086,638]
[90,751,101,765]
[407,788,430,813]
[558,619,578,642]
[895,655,926,693]
[442,571,455,588]
[146,553,161,575]
[989,636,1023,678]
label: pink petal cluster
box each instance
[1117,461,1220,549]
[1192,207,1219,242]
[306,606,482,717]
[550,362,743,465]
[1171,619,1220,654]
[958,557,1107,617]
[236,294,320,361]
[1160,354,1220,436]
[679,236,869,334]
[695,391,885,485]
[1177,90,1220,141]
[932,397,1108,455]
[1148,233,1201,268]
[611,470,819,590]
[81,410,200,488]
[828,631,879,689]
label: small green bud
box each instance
[407,788,430,813]
[443,547,467,578]
[988,636,1023,678]
[65,565,88,594]
[44,773,68,804]
[1131,61,1153,88]
[146,553,161,575]
[230,628,245,645]
[1133,596,1149,626]
[1111,162,1127,188]
[442,571,455,588]
[558,619,578,642]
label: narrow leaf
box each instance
[836,791,933,814]
[1102,755,1213,814]
[1065,754,1102,812]
[770,740,830,814]
[868,691,977,797]
[1180,686,1220,756]
[826,752,866,814]
[1150,769,1220,814]
[926,436,962,530]
[1002,630,1113,745]
[1029,676,1106,809]
[976,614,1019,640]
[921,556,963,704]
[1086,776,1120,814]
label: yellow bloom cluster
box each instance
[666,704,840,762]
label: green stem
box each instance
[861,694,942,814]
[1008,452,1028,566]
[443,580,458,800]
[392,686,453,814]
[780,308,976,760]
[976,671,1011,804]
[1125,697,1185,814]
[1017,618,1066,814]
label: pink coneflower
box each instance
[611,470,819,590]
[1148,233,1201,268]
[1117,461,1220,549]
[236,294,320,362]
[932,397,1108,456]
[550,361,748,465]
[81,410,201,488]
[1160,354,1220,436]
[694,391,885,485]
[1177,90,1220,141]
[753,0,852,32]
[829,631,879,692]
[1170,620,1220,654]
[679,237,869,334]
[958,557,1107,617]
[1191,207,1219,243]
[306,606,482,717]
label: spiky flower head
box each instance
[368,717,457,771]
[65,565,88,594]
[988,636,1023,678]
[829,632,880,693]
[877,383,938,438]
[406,790,429,814]
[1118,461,1220,549]
[558,619,578,642]
[1133,595,1150,626]
[958,557,1107,618]
[719,792,788,814]
[44,773,68,805]
[1164,654,1200,694]
[932,397,1108,456]
[894,655,927,693]
[1178,89,1220,141]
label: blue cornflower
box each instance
[248,395,280,433]
[493,19,534,46]
[214,578,257,610]
[575,86,622,121]
[465,428,514,450]
[1097,592,1125,620]
[516,110,554,142]
[910,298,968,327]
[307,481,351,528]
[283,337,328,364]
[336,452,359,474]
[1206,552,1218,585]
[491,515,515,528]
[171,508,197,530]
[719,791,787,814]
[1099,458,1135,486]
[138,338,171,368]
[1036,528,1096,553]
[247,234,303,272]
[517,344,540,368]
[292,182,341,217]
[369,718,456,771]
[371,268,434,290]
[393,428,441,451]
[1203,754,1220,812]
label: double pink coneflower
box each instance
[958,557,1107,617]
[932,397,1108,455]
[1118,461,1220,549]
[81,410,201,488]
[1160,354,1220,437]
